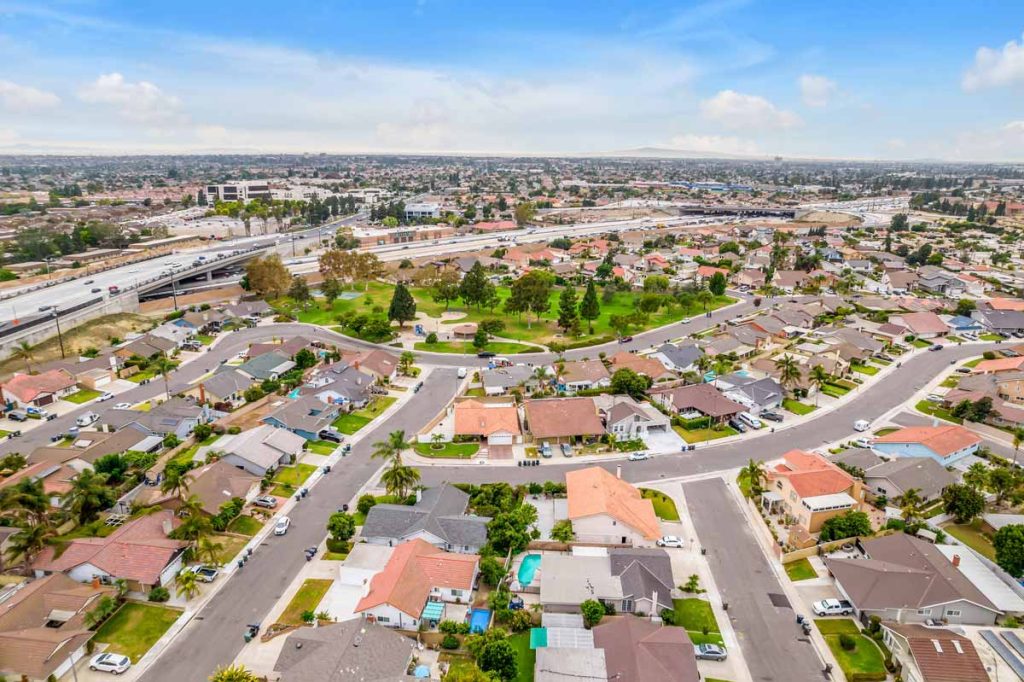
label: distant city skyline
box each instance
[1,0,1023,160]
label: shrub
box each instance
[148,586,170,602]
[243,386,265,403]
[441,634,460,650]
[439,620,471,635]
[527,482,543,495]
[301,610,316,624]
[357,494,378,515]
[506,609,533,632]
[983,351,996,360]
[227,425,241,435]
[839,633,856,651]
[192,423,212,441]
[581,599,605,628]
[326,539,351,554]
[425,332,438,344]
[659,608,677,625]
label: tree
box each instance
[63,469,113,525]
[209,664,260,682]
[387,282,417,328]
[294,347,317,370]
[580,599,605,628]
[245,254,291,298]
[506,271,553,328]
[550,519,574,542]
[160,466,193,500]
[774,355,802,396]
[995,524,1024,578]
[478,639,517,681]
[514,201,535,226]
[399,351,416,376]
[486,504,538,554]
[5,523,54,570]
[152,356,176,401]
[479,554,506,586]
[12,340,34,374]
[327,512,356,542]
[742,459,767,498]
[955,299,976,317]
[696,287,714,311]
[899,488,923,524]
[320,277,342,310]
[708,271,727,296]
[175,568,200,600]
[556,285,579,334]
[431,269,462,311]
[380,464,421,499]
[473,328,489,349]
[819,511,872,542]
[579,278,601,334]
[890,213,908,232]
[288,276,311,309]
[942,483,986,524]
[989,466,1015,505]
[459,262,490,309]
[809,364,830,406]
[964,462,989,491]
[610,368,650,399]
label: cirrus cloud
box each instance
[699,90,801,131]
[0,80,60,112]
[963,33,1024,91]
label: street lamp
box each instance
[51,310,66,359]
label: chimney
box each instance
[91,576,101,590]
[952,554,961,568]
[162,518,173,536]
[616,464,622,479]
[198,382,206,404]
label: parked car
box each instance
[457,367,467,379]
[853,419,870,432]
[91,287,102,293]
[113,402,132,410]
[628,451,650,461]
[656,535,684,548]
[97,391,114,402]
[812,598,853,616]
[727,418,748,433]
[253,495,278,509]
[540,443,553,458]
[694,644,728,661]
[738,412,762,429]
[560,443,573,457]
[89,653,131,674]
[929,344,943,351]
[760,411,784,423]
[681,317,692,324]
[7,411,27,422]
[477,351,496,358]
[26,406,49,419]
[274,516,291,536]
[875,353,894,362]
[854,437,873,449]
[618,335,634,343]
[185,565,219,583]
[925,393,944,403]
[76,412,99,427]
[318,428,343,444]
[956,367,972,374]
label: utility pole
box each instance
[52,310,66,359]
[170,277,179,311]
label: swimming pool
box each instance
[287,388,301,399]
[518,554,541,587]
[469,608,491,634]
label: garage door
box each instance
[37,394,54,406]
[93,375,111,388]
[488,434,513,445]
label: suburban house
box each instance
[219,424,307,476]
[452,399,522,445]
[608,352,675,381]
[1,369,77,408]
[0,574,117,681]
[481,365,543,396]
[523,398,606,445]
[557,359,611,393]
[355,539,479,630]
[301,361,375,409]
[651,343,704,373]
[890,312,950,339]
[880,623,989,682]
[597,395,671,440]
[592,616,700,682]
[148,321,193,347]
[0,461,76,507]
[566,467,660,545]
[245,336,316,361]
[871,425,981,466]
[539,548,675,616]
[28,428,161,473]
[187,368,253,408]
[237,350,296,381]
[113,334,175,361]
[32,510,186,593]
[274,620,415,682]
[263,395,343,440]
[135,459,261,515]
[361,483,490,554]
[340,348,400,382]
[535,646,607,682]
[765,450,866,534]
[177,309,227,333]
[863,457,957,504]
[718,374,785,415]
[824,533,1002,625]
[649,383,745,424]
[223,299,273,320]
[109,398,213,440]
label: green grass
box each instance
[640,488,680,521]
[94,603,181,662]
[981,333,1004,342]
[306,440,337,455]
[963,357,984,368]
[673,598,724,646]
[940,376,960,388]
[196,334,215,345]
[783,398,816,415]
[277,578,333,626]
[915,400,962,424]
[850,364,879,376]
[815,619,860,635]
[270,463,317,496]
[942,519,996,560]
[737,470,753,498]
[912,338,931,348]
[210,533,248,565]
[412,442,480,458]
[873,427,899,436]
[508,632,535,682]
[784,557,817,581]
[0,430,10,439]
[64,388,102,403]
[226,515,263,536]
[465,387,485,397]
[170,443,201,467]
[415,340,542,354]
[324,552,348,560]
[673,424,738,443]
[819,627,887,680]
[332,396,397,434]
[821,382,851,398]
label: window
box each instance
[945,609,962,618]
[622,599,634,612]
[916,608,931,616]
[451,589,463,597]
[377,616,390,623]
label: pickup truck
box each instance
[812,598,854,616]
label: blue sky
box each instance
[1,0,1023,159]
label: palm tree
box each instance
[398,351,416,376]
[809,365,831,406]
[152,356,176,400]
[370,437,397,467]
[12,340,35,374]
[742,459,768,498]
[695,354,713,381]
[175,568,200,600]
[533,366,549,392]
[713,356,734,387]
[774,355,802,397]
[380,463,421,499]
[0,478,50,527]
[696,287,714,312]
[63,470,111,525]
[197,536,224,566]
[160,467,193,500]
[1014,427,1024,468]
[964,462,989,491]
[899,488,923,524]
[5,523,54,571]
[209,664,260,682]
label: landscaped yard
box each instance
[673,425,738,443]
[981,333,1004,342]
[270,463,317,496]
[306,440,337,455]
[226,515,263,536]
[94,602,182,662]
[508,632,535,682]
[414,340,542,355]
[672,598,724,645]
[816,619,887,681]
[64,388,102,404]
[783,398,816,415]
[640,488,680,521]
[911,338,931,348]
[277,578,333,626]
[821,382,851,399]
[784,557,817,581]
[850,364,879,376]
[873,427,899,436]
[412,442,480,458]
[332,396,397,434]
[915,399,961,424]
[942,519,996,560]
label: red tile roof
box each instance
[567,467,660,540]
[770,449,856,498]
[2,369,76,404]
[873,425,981,458]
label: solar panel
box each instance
[980,630,1024,679]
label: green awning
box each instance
[421,601,444,620]
[529,627,548,649]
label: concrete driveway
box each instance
[643,427,686,454]
[322,565,380,621]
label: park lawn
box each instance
[286,281,397,326]
[270,463,317,496]
[306,440,337,455]
[277,579,333,626]
[915,400,962,424]
[784,558,817,582]
[332,396,397,434]
[640,488,680,521]
[226,515,263,537]
[94,603,182,662]
[414,340,541,354]
[508,632,535,682]
[673,598,724,646]
[783,398,816,415]
[942,520,996,560]
[673,425,738,443]
[412,442,479,458]
[850,364,879,376]
[64,388,102,404]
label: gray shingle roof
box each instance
[361,483,490,548]
[864,457,957,500]
[609,548,674,610]
[274,620,413,682]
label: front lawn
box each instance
[94,603,182,662]
[815,618,860,635]
[942,520,996,560]
[817,619,887,681]
[911,338,931,348]
[277,578,333,626]
[508,632,535,682]
[196,334,215,345]
[873,427,899,436]
[412,442,479,458]
[850,364,878,376]
[783,398,816,415]
[673,425,737,443]
[306,440,337,455]
[784,557,817,581]
[672,598,724,646]
[226,515,263,537]
[981,333,1004,342]
[271,463,317,496]
[915,400,961,424]
[332,397,397,434]
[414,340,542,355]
[640,488,680,521]
[821,382,851,399]
[64,388,102,404]
[211,533,248,565]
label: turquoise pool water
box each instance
[518,554,541,586]
[469,608,491,634]
[287,388,301,399]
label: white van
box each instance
[739,412,762,429]
[457,367,467,379]
[853,419,870,432]
[76,412,99,427]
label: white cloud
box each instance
[942,120,1024,161]
[0,80,60,111]
[963,33,1024,91]
[78,73,185,126]
[667,133,761,156]
[699,90,801,131]
[798,74,836,107]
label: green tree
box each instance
[387,282,417,328]
[321,277,342,310]
[175,568,200,600]
[12,340,35,374]
[506,271,553,329]
[487,504,538,554]
[550,519,574,542]
[479,554,506,586]
[327,512,356,542]
[556,285,579,334]
[942,483,986,524]
[478,639,517,681]
[63,469,113,524]
[989,466,1015,505]
[459,262,490,309]
[288,276,311,309]
[245,254,291,298]
[473,327,489,349]
[610,368,651,399]
[4,522,55,570]
[431,269,462,311]
[399,351,416,375]
[579,278,601,334]
[742,459,768,498]
[708,271,727,296]
[152,356,176,401]
[964,462,989,491]
[995,524,1024,578]
[955,299,976,317]
[774,355,802,396]
[899,488,923,524]
[208,664,260,682]
[819,511,872,542]
[809,364,830,406]
[514,201,535,226]
[580,599,605,628]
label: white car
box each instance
[97,391,114,402]
[75,412,99,427]
[812,598,853,616]
[656,535,684,548]
[89,653,131,674]
[854,437,874,449]
[457,367,467,379]
[113,402,132,410]
[681,317,693,324]
[627,452,650,461]
[274,516,291,536]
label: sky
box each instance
[1,0,1024,160]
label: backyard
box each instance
[942,519,996,560]
[332,396,397,434]
[640,488,680,521]
[412,442,480,458]
[277,578,333,626]
[783,557,817,581]
[815,619,887,681]
[94,602,182,662]
[270,463,317,496]
[508,632,535,682]
[672,598,724,646]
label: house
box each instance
[567,467,660,544]
[535,648,608,682]
[891,312,949,339]
[719,374,785,415]
[340,348,400,382]
[481,365,542,396]
[883,270,919,294]
[148,321,194,348]
[28,428,160,473]
[863,457,957,503]
[649,383,745,424]
[971,356,1024,375]
[0,461,76,507]
[880,623,989,682]
[0,574,117,682]
[223,299,272,320]
[1,369,77,408]
[539,548,675,615]
[973,308,1024,336]
[917,268,965,297]
[650,343,704,373]
[273,619,415,682]
[557,359,611,393]
[830,447,884,473]
[774,270,810,292]
[178,309,226,333]
[187,368,253,408]
[236,350,296,381]
[134,459,261,516]
[219,424,307,476]
[301,361,375,409]
[32,510,186,593]
[453,399,522,445]
[592,617,700,682]
[824,533,1002,625]
[765,450,866,534]
[598,396,671,440]
[263,395,343,440]
[245,336,316,361]
[361,484,490,554]
[608,352,675,381]
[872,425,981,466]
[735,268,766,289]
[524,398,606,444]
[109,397,213,440]
[355,539,479,630]
[113,334,176,361]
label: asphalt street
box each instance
[685,478,826,682]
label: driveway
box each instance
[643,426,686,454]
[683,478,825,682]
